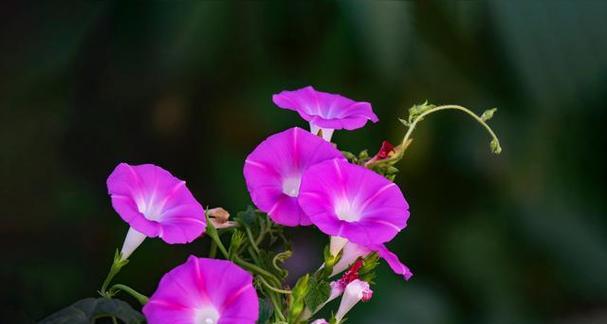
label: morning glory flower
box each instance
[272,86,378,141]
[107,163,205,259]
[243,127,345,226]
[335,279,373,322]
[331,240,413,280]
[298,159,409,246]
[143,256,259,324]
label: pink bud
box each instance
[335,279,373,322]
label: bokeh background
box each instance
[1,1,606,323]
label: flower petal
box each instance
[299,159,409,246]
[243,127,345,226]
[273,86,378,130]
[144,256,259,324]
[107,163,205,244]
[371,244,413,280]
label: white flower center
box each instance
[335,200,361,222]
[194,306,220,324]
[135,194,163,221]
[310,123,335,142]
[282,176,301,197]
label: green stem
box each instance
[99,250,129,297]
[247,247,261,264]
[209,240,217,258]
[367,104,502,170]
[255,227,267,246]
[206,214,230,259]
[269,293,286,322]
[111,284,149,305]
[211,233,229,259]
[258,276,292,295]
[244,225,260,255]
[400,104,502,156]
[234,256,283,287]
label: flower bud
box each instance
[211,220,238,229]
[329,236,349,256]
[335,279,373,322]
[289,274,310,321]
[209,207,237,229]
[311,319,329,324]
[331,241,371,276]
[208,207,230,223]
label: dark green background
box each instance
[1,1,606,323]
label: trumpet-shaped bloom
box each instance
[143,256,259,324]
[298,159,409,245]
[335,279,373,322]
[331,240,413,280]
[243,127,345,226]
[107,163,205,258]
[272,86,378,141]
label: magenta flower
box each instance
[298,159,409,246]
[143,256,259,324]
[272,86,378,141]
[331,240,413,280]
[243,127,345,226]
[107,163,205,259]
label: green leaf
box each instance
[490,138,502,154]
[480,107,497,121]
[358,150,369,160]
[289,274,310,322]
[408,100,436,123]
[40,297,144,324]
[341,151,356,161]
[257,298,274,324]
[236,205,258,227]
[305,277,331,312]
[228,230,246,258]
[386,166,399,174]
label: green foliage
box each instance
[399,102,503,157]
[236,205,259,227]
[258,298,274,324]
[480,108,497,121]
[304,276,331,312]
[288,274,311,322]
[40,297,144,324]
[368,163,399,181]
[228,229,246,258]
[490,138,502,154]
[341,149,369,166]
[400,100,437,126]
[359,253,380,283]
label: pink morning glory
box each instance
[298,159,409,246]
[107,163,205,259]
[331,240,413,280]
[243,127,346,226]
[272,86,378,141]
[143,256,259,324]
[335,279,373,322]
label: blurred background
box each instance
[1,1,606,323]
